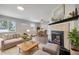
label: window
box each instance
[0,20,16,32]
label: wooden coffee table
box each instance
[17,41,38,54]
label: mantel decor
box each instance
[49,15,79,25]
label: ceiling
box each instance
[0,4,60,23]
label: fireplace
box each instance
[51,31,64,47]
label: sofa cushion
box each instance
[13,34,17,38]
[33,50,50,55]
[46,43,59,52]
[16,34,20,38]
[8,34,14,39]
[43,43,59,54]
[2,34,9,40]
[4,38,23,45]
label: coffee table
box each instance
[17,41,38,54]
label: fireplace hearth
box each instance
[51,31,64,47]
[50,31,70,55]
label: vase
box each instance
[70,45,79,55]
[71,49,79,55]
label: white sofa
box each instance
[33,50,50,55]
[0,34,24,51]
[43,43,59,55]
[0,38,24,51]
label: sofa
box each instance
[0,34,24,51]
[33,43,59,55]
[43,43,59,55]
[33,50,50,55]
[33,36,59,55]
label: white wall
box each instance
[75,5,79,31]
[0,15,38,35]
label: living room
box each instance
[0,4,79,55]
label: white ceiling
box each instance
[0,4,60,23]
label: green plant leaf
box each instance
[68,27,79,48]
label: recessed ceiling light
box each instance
[17,6,24,11]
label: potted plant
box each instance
[68,27,79,53]
[21,33,31,42]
